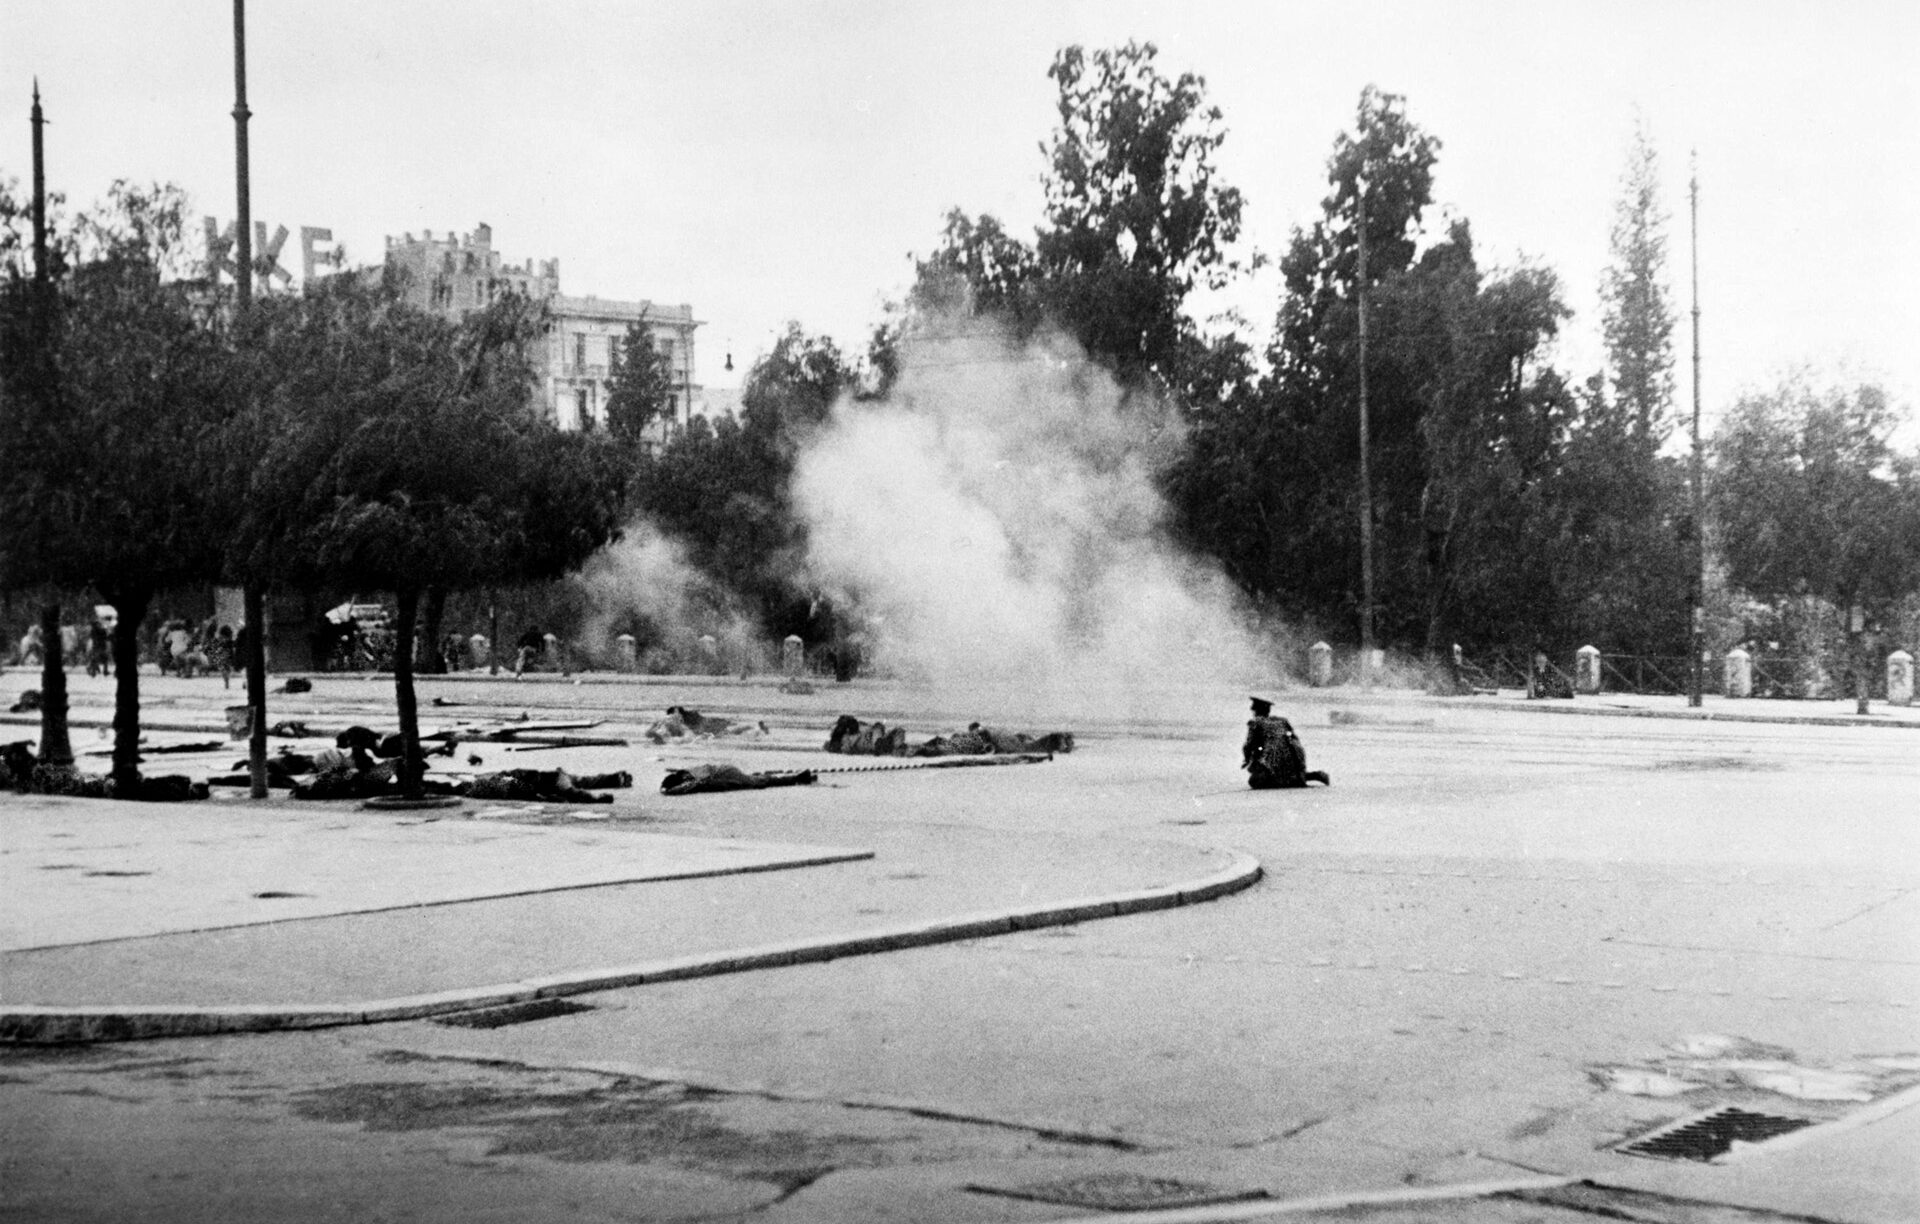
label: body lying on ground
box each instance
[825,715,1073,757]
[660,764,816,795]
[464,768,630,804]
[646,705,770,744]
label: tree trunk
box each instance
[244,582,270,798]
[105,588,150,793]
[1852,628,1871,716]
[488,598,499,676]
[418,586,447,674]
[393,586,424,799]
[35,600,74,766]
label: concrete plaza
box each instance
[1,667,1916,1222]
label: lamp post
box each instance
[1356,174,1375,690]
[1688,157,1704,709]
[232,0,271,797]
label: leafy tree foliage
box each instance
[638,324,851,640]
[1036,41,1246,386]
[1711,377,1920,710]
[1170,90,1595,668]
[605,322,676,446]
[902,42,1248,399]
[0,181,236,790]
[1600,120,1676,445]
[239,276,628,791]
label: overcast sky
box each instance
[4,1,1915,421]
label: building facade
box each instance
[384,223,700,435]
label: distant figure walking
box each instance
[1242,696,1330,789]
[86,619,112,677]
[513,626,545,678]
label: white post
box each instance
[1724,647,1752,699]
[1575,645,1602,695]
[1889,650,1914,707]
[1308,642,1333,688]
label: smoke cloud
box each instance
[571,520,769,674]
[791,322,1288,710]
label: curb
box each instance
[0,852,1263,1045]
[1415,695,1920,730]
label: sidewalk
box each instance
[1423,686,1920,728]
[0,788,1257,1043]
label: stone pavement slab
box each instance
[0,781,1256,1043]
[0,791,870,950]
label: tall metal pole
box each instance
[30,81,47,292]
[30,81,75,768]
[234,0,270,797]
[1687,155,1704,709]
[1357,178,1376,690]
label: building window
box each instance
[574,333,587,371]
[575,388,589,429]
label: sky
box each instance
[4,0,1916,424]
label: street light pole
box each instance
[1357,176,1376,690]
[233,0,270,797]
[30,81,75,769]
[1688,157,1704,709]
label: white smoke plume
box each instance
[792,322,1288,711]
[572,520,770,675]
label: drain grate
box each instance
[1618,1106,1815,1162]
[969,1172,1267,1211]
[432,998,595,1029]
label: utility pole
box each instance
[233,0,270,798]
[30,81,75,768]
[1357,176,1376,690]
[1688,155,1704,709]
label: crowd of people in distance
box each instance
[8,616,238,685]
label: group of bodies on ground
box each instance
[0,693,1329,802]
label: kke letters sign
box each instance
[203,217,342,290]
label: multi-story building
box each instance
[384,223,700,434]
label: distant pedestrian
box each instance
[210,625,235,688]
[86,619,112,678]
[18,624,44,668]
[513,626,545,678]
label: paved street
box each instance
[2,669,1917,1222]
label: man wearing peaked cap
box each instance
[1242,696,1330,789]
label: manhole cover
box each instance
[969,1172,1267,1210]
[1618,1106,1816,1161]
[432,998,595,1029]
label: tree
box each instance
[902,42,1248,400]
[1712,377,1920,712]
[1600,119,1675,445]
[244,277,627,794]
[638,324,851,642]
[0,181,236,793]
[605,322,676,446]
[1037,41,1247,389]
[1233,87,1445,646]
